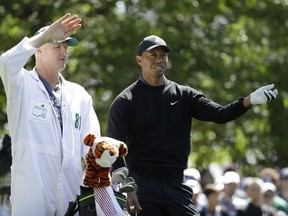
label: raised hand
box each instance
[28,13,82,48]
[47,13,82,41]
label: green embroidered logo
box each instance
[75,113,81,130]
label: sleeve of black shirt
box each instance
[191,92,250,124]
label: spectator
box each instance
[184,168,201,182]
[199,183,228,216]
[259,168,280,187]
[259,167,288,214]
[262,182,276,206]
[219,171,247,216]
[238,176,254,199]
[262,182,288,216]
[279,168,288,203]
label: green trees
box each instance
[1,0,287,175]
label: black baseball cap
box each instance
[34,26,79,46]
[137,35,172,56]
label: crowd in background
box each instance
[184,166,288,216]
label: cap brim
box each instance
[146,45,172,53]
[51,37,79,46]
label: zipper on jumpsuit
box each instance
[38,84,64,216]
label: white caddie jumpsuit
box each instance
[0,37,101,216]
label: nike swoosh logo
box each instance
[170,100,179,105]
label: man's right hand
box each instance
[127,192,142,215]
[28,13,81,48]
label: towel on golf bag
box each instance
[93,186,127,216]
[64,186,128,216]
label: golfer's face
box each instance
[140,47,168,76]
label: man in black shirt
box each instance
[106,35,278,216]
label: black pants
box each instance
[133,174,199,216]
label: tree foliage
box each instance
[1,0,287,175]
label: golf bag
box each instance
[64,186,128,216]
[65,167,137,216]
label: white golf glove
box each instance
[250,84,278,105]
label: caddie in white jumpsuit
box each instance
[0,14,100,215]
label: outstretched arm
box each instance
[28,13,81,48]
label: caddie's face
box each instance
[136,46,168,78]
[38,42,69,72]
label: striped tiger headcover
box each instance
[83,133,128,188]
